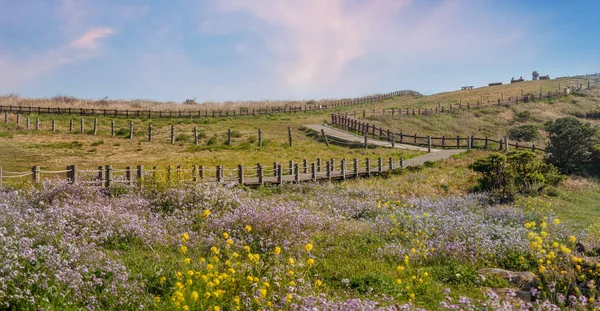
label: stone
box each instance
[575,242,600,256]
[478,268,538,290]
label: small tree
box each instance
[545,117,599,173]
[469,153,514,200]
[508,125,538,142]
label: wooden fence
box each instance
[340,83,595,119]
[0,156,412,188]
[331,114,546,152]
[0,116,294,147]
[0,90,421,119]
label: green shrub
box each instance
[516,110,531,122]
[90,140,104,146]
[508,125,538,142]
[470,150,564,200]
[115,128,127,136]
[545,117,599,173]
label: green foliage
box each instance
[545,117,599,173]
[175,134,190,142]
[516,110,531,122]
[508,124,538,142]
[206,135,218,145]
[115,128,127,136]
[470,150,564,200]
[90,140,104,146]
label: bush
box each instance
[516,110,531,122]
[508,125,538,142]
[545,117,599,173]
[206,135,218,145]
[175,134,190,142]
[470,150,564,200]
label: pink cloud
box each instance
[212,0,525,93]
[69,27,115,50]
[215,0,411,92]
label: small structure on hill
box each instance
[532,71,539,81]
[461,86,474,90]
[511,76,525,83]
[539,75,550,80]
[488,82,503,86]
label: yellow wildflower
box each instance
[245,225,252,232]
[304,243,313,252]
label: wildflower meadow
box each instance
[0,180,598,310]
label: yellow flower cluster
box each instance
[393,255,430,304]
[155,230,323,310]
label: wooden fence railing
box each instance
[0,90,421,119]
[341,83,595,119]
[331,114,546,152]
[0,156,414,188]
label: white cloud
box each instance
[69,27,115,50]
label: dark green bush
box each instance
[545,117,599,173]
[508,125,538,142]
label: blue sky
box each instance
[0,0,599,102]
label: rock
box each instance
[575,242,600,256]
[478,268,538,290]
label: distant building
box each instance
[511,76,525,83]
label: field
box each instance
[1,76,600,310]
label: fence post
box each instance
[111,120,115,136]
[321,129,330,147]
[277,164,283,186]
[311,162,316,181]
[80,118,84,134]
[326,161,331,181]
[170,126,175,144]
[32,166,40,183]
[148,124,153,142]
[93,118,97,135]
[129,121,134,140]
[389,157,394,171]
[126,166,133,186]
[97,166,104,187]
[194,127,198,145]
[288,127,293,147]
[364,132,368,149]
[294,164,300,183]
[16,113,20,126]
[272,162,278,177]
[376,157,382,173]
[400,158,404,168]
[504,136,509,152]
[427,136,432,153]
[303,159,308,174]
[353,158,358,177]
[105,165,112,188]
[35,118,39,131]
[238,164,244,185]
[26,117,30,129]
[484,137,489,149]
[137,165,144,186]
[227,129,231,146]
[199,166,204,182]
[257,163,264,186]
[0,166,3,189]
[365,158,371,176]
[258,129,262,146]
[216,166,222,183]
[316,158,321,172]
[468,135,472,150]
[341,159,346,180]
[391,133,395,148]
[3,112,6,124]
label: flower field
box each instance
[1,180,598,310]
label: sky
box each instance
[0,0,599,103]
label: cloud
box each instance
[214,0,411,92]
[210,0,526,96]
[69,27,115,50]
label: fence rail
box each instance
[0,90,421,119]
[340,83,595,119]
[331,114,546,152]
[0,156,416,188]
